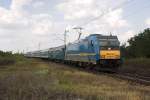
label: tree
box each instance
[122,28,150,58]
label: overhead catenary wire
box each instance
[53,0,141,44]
[52,34,65,41]
[122,1,150,19]
[79,0,136,28]
[47,0,150,50]
[69,0,136,40]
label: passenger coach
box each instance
[25,34,122,70]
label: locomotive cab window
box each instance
[99,36,120,50]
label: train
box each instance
[25,34,122,70]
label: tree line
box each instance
[0,51,25,65]
[121,28,150,58]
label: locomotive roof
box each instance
[68,34,118,45]
[89,34,118,39]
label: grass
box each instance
[122,58,150,76]
[0,51,26,66]
[0,57,149,100]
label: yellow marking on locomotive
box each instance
[67,53,96,56]
[80,53,96,56]
[100,50,120,59]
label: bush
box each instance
[0,51,25,66]
[0,57,15,65]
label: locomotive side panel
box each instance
[65,37,98,64]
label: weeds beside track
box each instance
[58,61,150,86]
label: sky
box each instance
[0,0,150,52]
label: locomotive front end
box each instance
[98,35,121,67]
[100,50,120,59]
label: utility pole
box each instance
[64,29,67,47]
[73,27,83,40]
[64,29,69,60]
[38,42,41,50]
[26,47,28,53]
[110,32,112,36]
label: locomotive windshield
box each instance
[99,36,120,50]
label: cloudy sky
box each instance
[0,0,150,52]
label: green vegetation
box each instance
[0,27,150,99]
[0,58,149,100]
[121,28,150,58]
[0,51,15,65]
[120,28,150,75]
[0,51,27,66]
[122,58,150,76]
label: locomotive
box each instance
[25,34,122,70]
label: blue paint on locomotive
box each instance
[88,34,100,61]
[26,34,121,68]
[65,34,100,64]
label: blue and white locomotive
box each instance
[25,34,121,69]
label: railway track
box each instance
[77,66,150,86]
[46,61,150,86]
[93,69,150,86]
[70,65,150,86]
[114,72,150,86]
